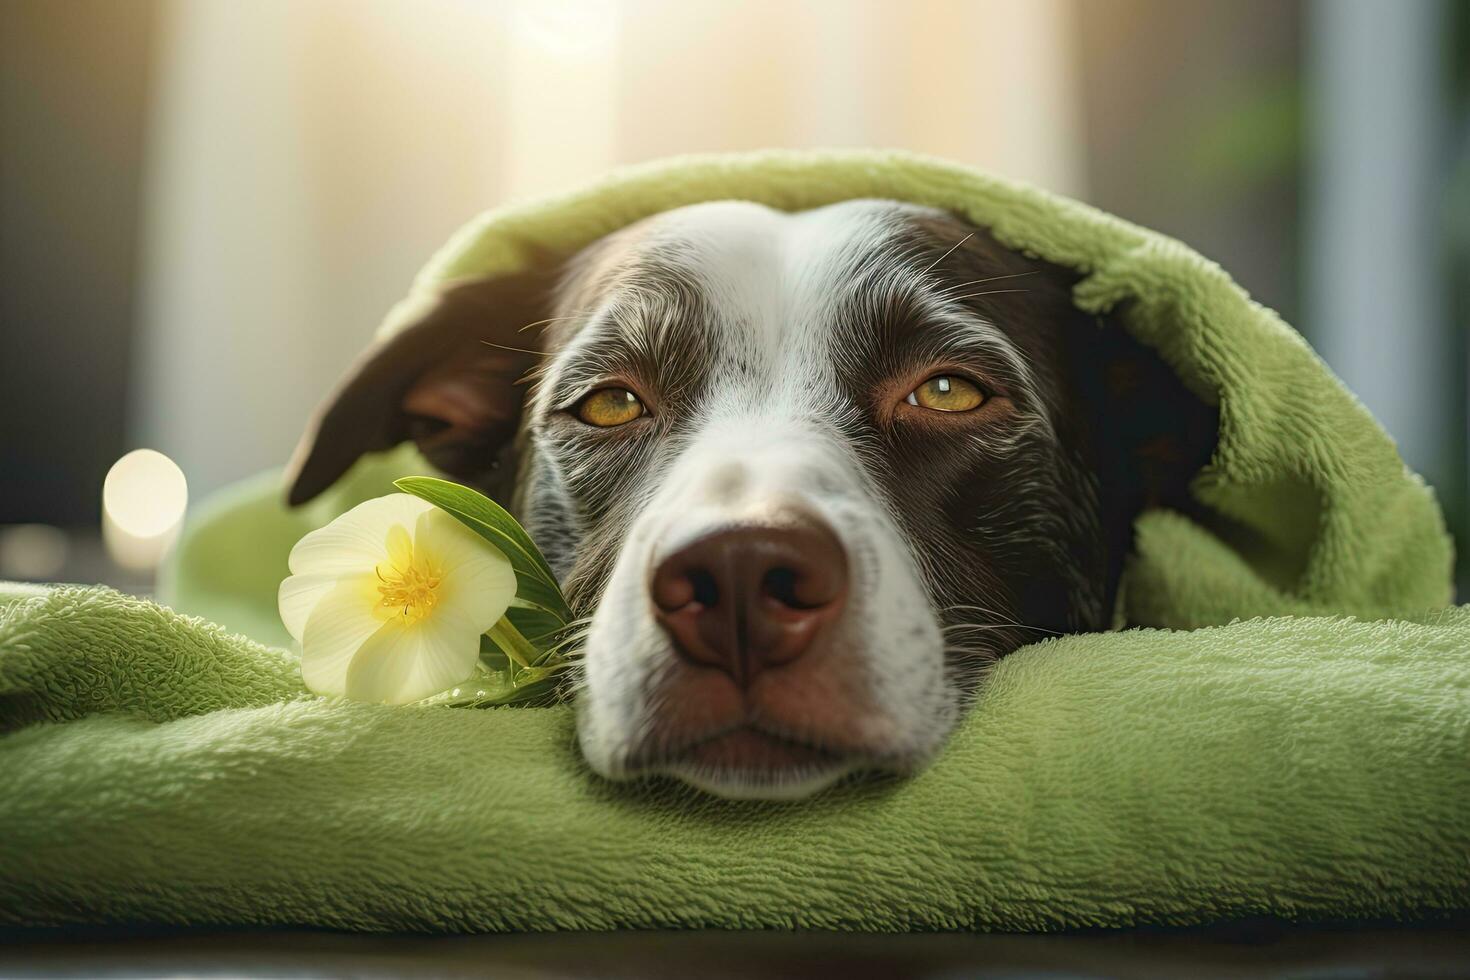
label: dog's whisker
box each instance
[939,605,1063,637]
[936,270,1040,295]
[920,231,975,276]
[945,287,1032,303]
[517,311,597,334]
[940,601,1023,617]
[480,340,547,357]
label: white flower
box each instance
[278,493,515,704]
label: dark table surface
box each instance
[4,919,1470,979]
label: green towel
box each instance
[2,584,1467,930]
[2,149,1467,931]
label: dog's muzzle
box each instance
[575,421,952,799]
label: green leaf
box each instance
[414,657,564,708]
[394,476,573,625]
[511,576,571,621]
[481,674,563,706]
[505,608,571,666]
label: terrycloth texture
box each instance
[2,582,1468,931]
[2,149,1466,931]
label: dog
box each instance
[287,199,1215,800]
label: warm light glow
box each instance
[502,0,619,201]
[102,449,188,571]
[511,0,617,57]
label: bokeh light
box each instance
[102,449,188,571]
[0,524,69,580]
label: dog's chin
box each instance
[602,726,909,801]
[655,727,858,801]
[665,760,857,801]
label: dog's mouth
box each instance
[654,724,843,769]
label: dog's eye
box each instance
[575,387,647,427]
[904,375,985,413]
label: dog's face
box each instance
[289,199,1213,800]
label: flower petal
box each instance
[287,493,434,576]
[410,508,485,573]
[384,523,414,570]
[414,509,517,631]
[299,575,383,696]
[344,614,481,705]
[278,573,338,644]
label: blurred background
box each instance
[1,0,1467,594]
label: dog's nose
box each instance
[650,517,848,684]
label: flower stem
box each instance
[485,616,541,671]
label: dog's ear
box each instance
[285,270,554,506]
[1091,318,1218,512]
[1079,312,1219,610]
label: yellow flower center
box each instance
[375,524,442,626]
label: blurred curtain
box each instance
[1306,0,1451,497]
[0,0,156,526]
[134,0,512,496]
[133,0,1084,498]
[1305,0,1465,591]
